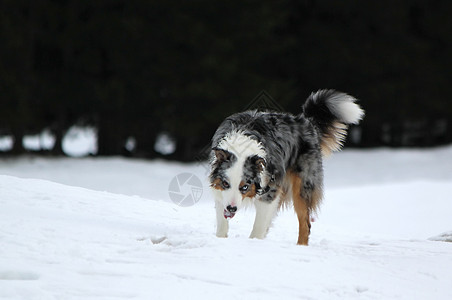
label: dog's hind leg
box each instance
[249,195,280,239]
[215,199,229,238]
[290,173,311,245]
[294,196,311,245]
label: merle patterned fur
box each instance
[209,89,364,243]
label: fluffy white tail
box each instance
[302,89,365,155]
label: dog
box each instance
[209,89,364,245]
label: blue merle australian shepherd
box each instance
[209,90,364,245]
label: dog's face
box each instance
[210,148,267,219]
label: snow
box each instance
[0,136,13,152]
[22,130,56,151]
[0,126,97,156]
[1,146,452,299]
[62,126,98,157]
[154,132,176,155]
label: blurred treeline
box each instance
[1,0,451,160]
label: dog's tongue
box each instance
[224,209,235,219]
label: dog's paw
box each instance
[216,232,228,238]
[249,232,266,240]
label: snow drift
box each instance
[1,147,452,299]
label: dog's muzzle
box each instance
[224,205,237,219]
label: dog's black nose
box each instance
[226,205,237,213]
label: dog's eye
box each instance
[222,180,230,189]
[240,185,249,193]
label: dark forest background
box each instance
[1,0,451,161]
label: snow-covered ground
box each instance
[1,146,452,299]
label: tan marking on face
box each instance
[239,180,257,199]
[211,178,225,191]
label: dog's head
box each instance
[209,131,269,219]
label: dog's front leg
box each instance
[249,196,280,239]
[215,199,229,238]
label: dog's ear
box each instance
[256,157,265,172]
[213,148,232,162]
[253,156,269,195]
[252,156,266,172]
